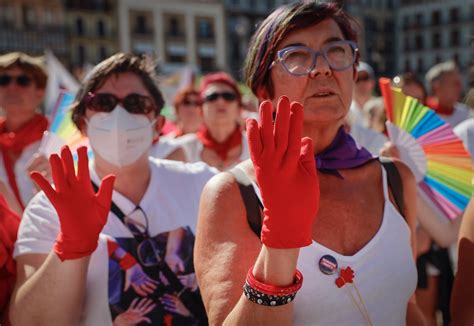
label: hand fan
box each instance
[40,90,93,161]
[380,78,472,220]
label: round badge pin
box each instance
[318,255,338,275]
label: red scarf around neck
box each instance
[196,125,242,161]
[0,114,48,209]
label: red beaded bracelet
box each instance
[246,265,303,296]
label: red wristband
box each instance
[246,265,303,296]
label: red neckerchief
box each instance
[173,128,185,138]
[425,97,454,115]
[196,125,242,161]
[0,194,20,320]
[0,114,48,209]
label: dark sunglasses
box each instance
[85,92,156,114]
[0,74,33,87]
[182,99,202,106]
[204,91,237,103]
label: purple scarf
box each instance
[316,127,375,177]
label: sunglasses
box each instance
[204,91,237,103]
[85,92,156,114]
[182,99,202,106]
[0,74,33,88]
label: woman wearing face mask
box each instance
[178,72,249,170]
[9,54,216,326]
[195,2,425,325]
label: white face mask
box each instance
[86,105,155,167]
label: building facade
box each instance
[396,0,474,81]
[345,0,399,79]
[65,0,119,67]
[118,0,226,74]
[0,0,68,62]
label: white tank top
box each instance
[293,166,417,325]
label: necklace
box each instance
[336,266,373,326]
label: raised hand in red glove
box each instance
[246,96,319,249]
[30,146,115,261]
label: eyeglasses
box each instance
[203,91,237,103]
[85,92,156,114]
[271,40,358,76]
[182,99,202,106]
[0,74,33,88]
[124,207,162,267]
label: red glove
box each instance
[246,96,319,249]
[30,146,115,261]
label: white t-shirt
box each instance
[176,132,250,170]
[149,137,182,160]
[349,100,370,127]
[14,158,217,326]
[0,140,40,207]
[438,102,470,128]
[454,118,474,161]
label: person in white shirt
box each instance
[349,61,375,127]
[425,61,470,128]
[0,52,52,210]
[9,53,216,326]
[178,72,249,170]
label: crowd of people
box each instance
[0,1,473,326]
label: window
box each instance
[404,60,411,72]
[167,54,186,63]
[432,32,441,48]
[197,19,214,39]
[453,53,459,65]
[169,18,180,36]
[200,57,215,72]
[432,10,440,25]
[417,57,423,73]
[435,55,441,64]
[450,7,459,23]
[97,20,105,37]
[415,35,423,50]
[78,45,85,65]
[403,16,409,30]
[99,46,107,60]
[76,18,84,36]
[23,6,36,26]
[415,13,422,27]
[451,29,459,47]
[135,15,148,34]
[404,37,410,51]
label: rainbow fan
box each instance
[380,78,473,220]
[40,91,91,159]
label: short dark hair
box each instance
[244,1,359,99]
[71,53,165,128]
[397,72,427,101]
[0,52,48,89]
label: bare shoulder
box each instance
[195,161,261,325]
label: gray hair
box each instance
[425,61,458,86]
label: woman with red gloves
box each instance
[195,2,425,325]
[178,72,249,170]
[9,54,215,325]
